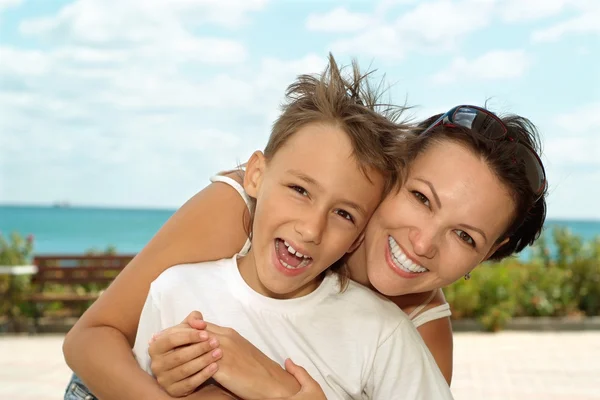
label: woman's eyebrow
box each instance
[414,178,442,209]
[458,223,488,243]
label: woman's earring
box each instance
[464,273,471,281]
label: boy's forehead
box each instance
[271,125,385,214]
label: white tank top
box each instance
[407,290,452,328]
[210,174,452,328]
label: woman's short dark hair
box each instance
[410,110,547,261]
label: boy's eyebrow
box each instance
[288,169,322,190]
[287,169,367,217]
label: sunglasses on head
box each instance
[421,105,547,201]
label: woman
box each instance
[63,102,547,399]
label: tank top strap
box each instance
[410,303,452,328]
[408,290,438,319]
[210,174,252,256]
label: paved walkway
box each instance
[1,331,599,399]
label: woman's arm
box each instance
[63,177,251,399]
[416,316,453,385]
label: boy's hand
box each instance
[149,311,222,397]
[263,359,327,400]
[204,323,301,399]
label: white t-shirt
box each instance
[133,256,453,399]
[210,174,452,329]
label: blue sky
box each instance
[0,0,598,219]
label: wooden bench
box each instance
[29,254,135,331]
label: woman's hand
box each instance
[263,359,327,400]
[149,311,223,397]
[204,323,301,400]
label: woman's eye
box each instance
[335,209,355,223]
[290,185,309,196]
[455,230,476,247]
[412,191,430,207]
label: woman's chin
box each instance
[368,270,410,296]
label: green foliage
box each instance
[0,232,35,319]
[445,227,600,331]
[0,232,34,265]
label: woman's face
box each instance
[362,139,516,296]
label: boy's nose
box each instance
[294,211,327,245]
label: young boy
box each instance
[133,55,453,400]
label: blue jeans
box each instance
[64,373,98,400]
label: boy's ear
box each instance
[347,231,366,254]
[244,151,266,198]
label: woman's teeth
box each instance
[388,236,428,274]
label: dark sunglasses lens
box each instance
[453,107,506,139]
[516,145,546,195]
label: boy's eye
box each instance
[412,191,430,207]
[289,185,309,196]
[455,229,476,247]
[335,209,355,223]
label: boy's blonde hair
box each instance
[265,53,411,195]
[246,53,414,288]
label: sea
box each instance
[1,205,599,259]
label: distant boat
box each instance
[52,201,71,208]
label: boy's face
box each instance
[240,122,385,299]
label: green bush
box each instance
[445,227,600,331]
[0,232,35,321]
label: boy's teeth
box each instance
[283,240,310,259]
[287,245,297,255]
[388,236,428,273]
[280,260,306,270]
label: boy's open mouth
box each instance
[275,238,313,270]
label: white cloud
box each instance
[0,0,22,27]
[554,102,600,134]
[306,7,373,33]
[430,49,531,84]
[0,39,329,207]
[545,137,600,166]
[20,0,269,37]
[321,0,594,60]
[0,0,22,10]
[497,0,577,22]
[531,1,600,42]
[544,169,599,219]
[329,0,496,60]
[18,0,253,65]
[0,0,336,208]
[0,45,326,208]
[544,103,600,168]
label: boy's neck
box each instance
[237,249,322,300]
[345,243,371,288]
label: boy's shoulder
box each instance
[325,276,411,329]
[150,256,236,294]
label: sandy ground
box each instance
[1,331,599,400]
